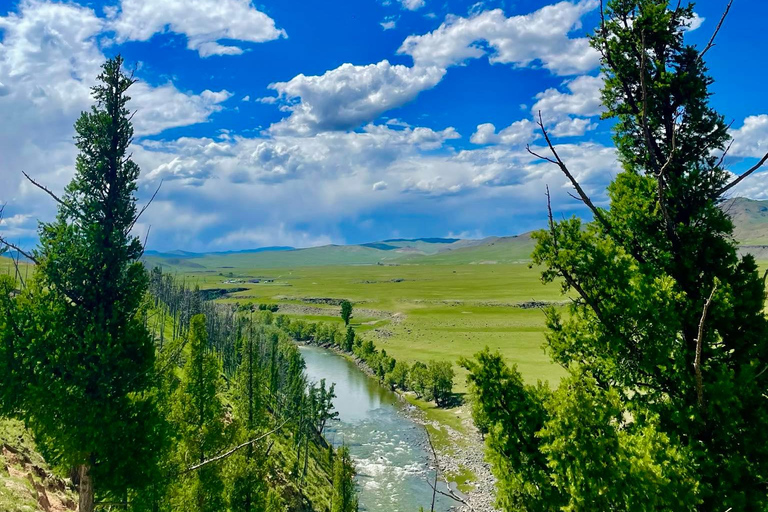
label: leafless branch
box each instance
[181,418,289,474]
[11,249,26,289]
[526,145,557,165]
[694,283,717,407]
[717,153,768,196]
[423,425,472,510]
[715,136,735,171]
[699,0,734,61]
[0,236,38,265]
[533,111,613,234]
[21,171,78,217]
[129,180,162,233]
[139,225,152,259]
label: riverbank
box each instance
[298,340,498,512]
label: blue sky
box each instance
[1,0,767,251]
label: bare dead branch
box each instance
[718,153,768,196]
[699,0,734,61]
[695,283,718,406]
[423,425,472,510]
[534,111,613,235]
[181,419,289,475]
[22,171,78,217]
[715,137,734,171]
[129,180,162,233]
[0,236,38,265]
[138,225,152,259]
[526,145,557,165]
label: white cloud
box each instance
[549,117,596,137]
[0,0,242,247]
[131,86,232,136]
[210,225,333,249]
[267,61,445,135]
[109,0,286,57]
[730,115,768,158]
[264,1,600,136]
[470,120,537,145]
[381,19,397,30]
[685,12,704,32]
[398,1,600,74]
[532,74,604,117]
[399,0,426,11]
[242,95,250,102]
[124,116,621,249]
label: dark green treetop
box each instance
[466,1,768,509]
[0,55,166,511]
[340,299,353,326]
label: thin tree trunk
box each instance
[78,464,94,512]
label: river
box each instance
[299,345,453,512]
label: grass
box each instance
[0,257,33,285]
[0,418,78,512]
[166,261,567,392]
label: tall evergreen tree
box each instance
[229,324,269,512]
[340,300,353,326]
[171,314,229,512]
[0,56,165,512]
[331,445,358,512]
[465,2,768,510]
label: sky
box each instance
[1,0,767,252]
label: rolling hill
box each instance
[8,197,768,272]
[142,195,768,271]
[140,234,537,270]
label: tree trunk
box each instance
[78,464,94,512]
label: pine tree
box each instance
[340,300,353,326]
[344,325,355,352]
[465,1,768,510]
[331,445,358,512]
[229,324,269,512]
[171,314,229,512]
[0,56,166,512]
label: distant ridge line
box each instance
[381,237,461,243]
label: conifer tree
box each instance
[340,300,353,326]
[171,314,229,511]
[331,445,358,512]
[229,324,269,512]
[0,56,165,512]
[465,1,768,510]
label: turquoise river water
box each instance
[299,345,452,512]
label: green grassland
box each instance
[0,257,32,284]
[146,236,567,394]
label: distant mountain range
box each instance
[143,246,294,259]
[7,198,768,269]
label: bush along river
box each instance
[299,344,455,512]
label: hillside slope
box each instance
[0,419,78,512]
[723,197,768,246]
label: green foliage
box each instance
[170,315,230,511]
[466,2,768,510]
[344,326,355,352]
[228,325,269,512]
[539,371,698,511]
[331,445,357,512]
[0,56,166,507]
[340,300,353,326]
[409,362,429,398]
[386,360,409,390]
[426,361,454,407]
